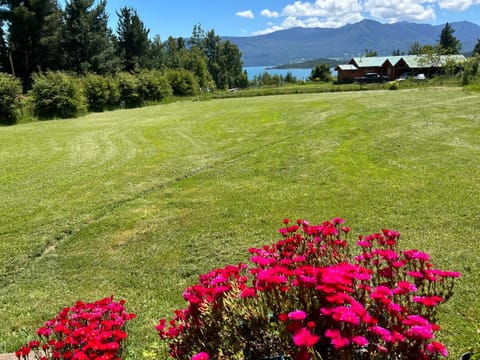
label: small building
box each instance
[335,54,466,82]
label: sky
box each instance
[97,0,480,38]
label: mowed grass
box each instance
[1,87,479,358]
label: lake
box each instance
[244,66,337,81]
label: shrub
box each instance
[388,80,400,90]
[30,72,86,119]
[83,73,119,112]
[117,72,143,109]
[0,73,22,125]
[137,70,173,102]
[166,69,199,96]
[15,296,136,360]
[157,218,460,360]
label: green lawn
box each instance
[1,87,479,358]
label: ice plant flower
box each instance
[191,352,210,360]
[293,327,320,347]
[156,218,460,360]
[16,297,135,360]
[288,310,307,321]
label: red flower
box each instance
[293,328,320,347]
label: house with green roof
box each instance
[335,54,466,82]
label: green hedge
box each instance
[167,69,199,96]
[30,72,86,119]
[0,73,22,125]
[138,70,173,102]
[83,74,119,112]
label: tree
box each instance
[437,22,461,55]
[189,23,206,51]
[0,22,8,72]
[408,42,436,55]
[62,0,119,74]
[202,29,246,89]
[364,49,377,57]
[183,47,212,89]
[145,35,166,70]
[215,40,246,89]
[0,0,63,84]
[473,38,480,56]
[164,36,183,69]
[309,64,332,82]
[116,6,150,71]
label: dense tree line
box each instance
[0,0,246,90]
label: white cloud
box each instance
[261,9,280,18]
[283,0,363,18]
[236,10,254,19]
[438,0,480,10]
[253,13,363,35]
[364,0,436,22]
[251,0,480,36]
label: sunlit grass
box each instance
[1,87,479,358]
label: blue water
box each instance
[244,66,312,80]
[244,66,337,81]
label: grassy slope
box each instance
[0,87,479,358]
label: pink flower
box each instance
[240,288,256,298]
[288,310,307,321]
[412,295,443,307]
[293,328,320,347]
[393,281,417,295]
[426,341,449,357]
[352,336,369,346]
[331,335,350,349]
[332,217,345,224]
[405,325,434,339]
[192,352,210,360]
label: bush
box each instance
[166,69,200,96]
[388,80,400,90]
[30,72,86,119]
[0,73,22,125]
[157,218,460,360]
[117,72,143,109]
[15,296,135,360]
[137,70,173,102]
[83,73,119,112]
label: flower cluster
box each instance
[16,296,136,360]
[156,218,460,360]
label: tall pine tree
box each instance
[62,0,119,74]
[0,0,63,85]
[116,7,149,71]
[437,22,461,55]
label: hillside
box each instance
[224,20,480,66]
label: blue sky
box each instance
[95,0,480,38]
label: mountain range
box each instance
[223,20,480,66]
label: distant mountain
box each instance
[223,20,480,66]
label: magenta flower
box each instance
[293,328,320,347]
[405,325,434,340]
[426,341,449,357]
[413,295,443,307]
[288,310,307,321]
[352,336,369,346]
[192,352,210,360]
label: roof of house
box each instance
[336,64,358,71]
[347,54,466,69]
[399,54,467,68]
[351,56,390,67]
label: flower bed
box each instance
[16,297,135,360]
[156,218,460,360]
